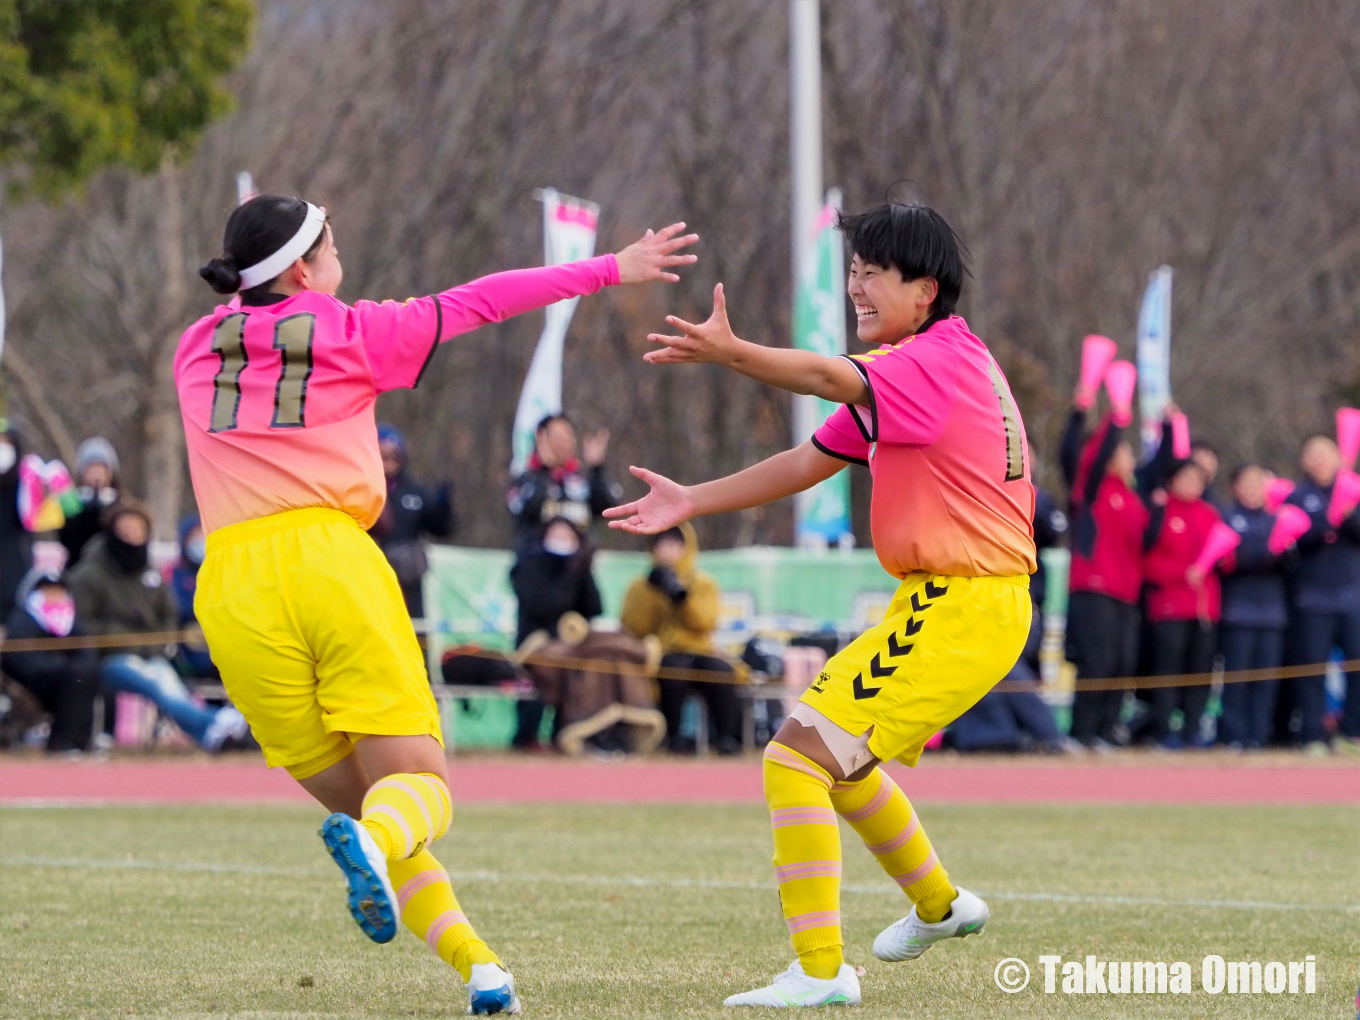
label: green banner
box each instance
[791,191,852,546]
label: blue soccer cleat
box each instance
[320,813,398,944]
[467,963,522,1015]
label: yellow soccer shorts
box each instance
[799,571,1031,767]
[196,506,442,779]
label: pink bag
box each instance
[1077,335,1118,410]
[114,693,158,748]
[1103,360,1137,428]
[1267,504,1312,555]
[1263,477,1295,514]
[1191,520,1241,575]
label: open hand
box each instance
[604,466,695,534]
[645,283,739,365]
[582,428,610,467]
[615,223,699,285]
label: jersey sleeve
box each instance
[845,338,961,447]
[812,404,871,466]
[355,254,620,393]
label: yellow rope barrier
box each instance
[3,628,1355,692]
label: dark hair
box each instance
[536,414,573,434]
[199,195,327,295]
[836,203,969,317]
[1229,463,1262,485]
[1189,440,1218,458]
[1167,458,1206,484]
[650,526,684,549]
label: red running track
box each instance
[1,755,1356,805]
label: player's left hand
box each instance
[615,223,700,284]
[646,283,738,365]
[604,466,695,534]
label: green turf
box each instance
[1,802,1357,1018]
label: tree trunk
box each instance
[143,153,187,542]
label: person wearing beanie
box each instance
[1,567,101,753]
[367,423,454,618]
[59,436,122,568]
[66,500,250,753]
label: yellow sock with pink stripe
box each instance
[829,766,956,923]
[763,741,843,979]
[360,772,452,862]
[388,850,500,981]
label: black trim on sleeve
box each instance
[811,434,869,468]
[841,355,878,443]
[412,294,443,389]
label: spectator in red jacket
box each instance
[1143,459,1222,747]
[1061,406,1148,748]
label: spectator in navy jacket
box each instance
[1217,465,1292,748]
[1061,406,1148,748]
[1282,436,1360,752]
[1143,459,1222,747]
[369,424,455,618]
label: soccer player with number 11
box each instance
[607,204,1038,1008]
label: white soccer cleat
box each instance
[872,887,989,962]
[724,961,861,1008]
[467,962,522,1015]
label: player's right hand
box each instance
[604,466,695,534]
[615,223,700,285]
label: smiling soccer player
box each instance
[178,195,697,1015]
[607,203,1037,1008]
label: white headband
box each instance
[237,202,327,290]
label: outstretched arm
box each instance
[647,284,869,405]
[362,224,698,392]
[604,440,845,534]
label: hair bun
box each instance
[198,257,241,295]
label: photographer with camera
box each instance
[620,523,743,755]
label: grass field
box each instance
[2,802,1357,1019]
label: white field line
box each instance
[4,854,1356,914]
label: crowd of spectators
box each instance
[2,386,1355,759]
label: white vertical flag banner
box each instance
[510,189,599,473]
[1136,265,1173,456]
[792,189,852,547]
[236,171,257,206]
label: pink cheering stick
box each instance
[1327,467,1360,527]
[1104,359,1137,428]
[1337,407,1360,471]
[1268,504,1312,555]
[1075,335,1118,411]
[1170,411,1191,459]
[1263,477,1295,514]
[1191,520,1241,577]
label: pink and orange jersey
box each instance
[812,315,1036,579]
[175,256,619,534]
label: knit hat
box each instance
[75,436,120,479]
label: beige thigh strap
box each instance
[789,702,877,776]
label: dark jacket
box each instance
[66,534,178,658]
[507,456,621,550]
[1,604,100,692]
[1062,411,1147,604]
[1031,487,1067,610]
[1286,478,1360,614]
[0,433,29,620]
[1219,502,1291,629]
[509,546,602,647]
[370,472,455,550]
